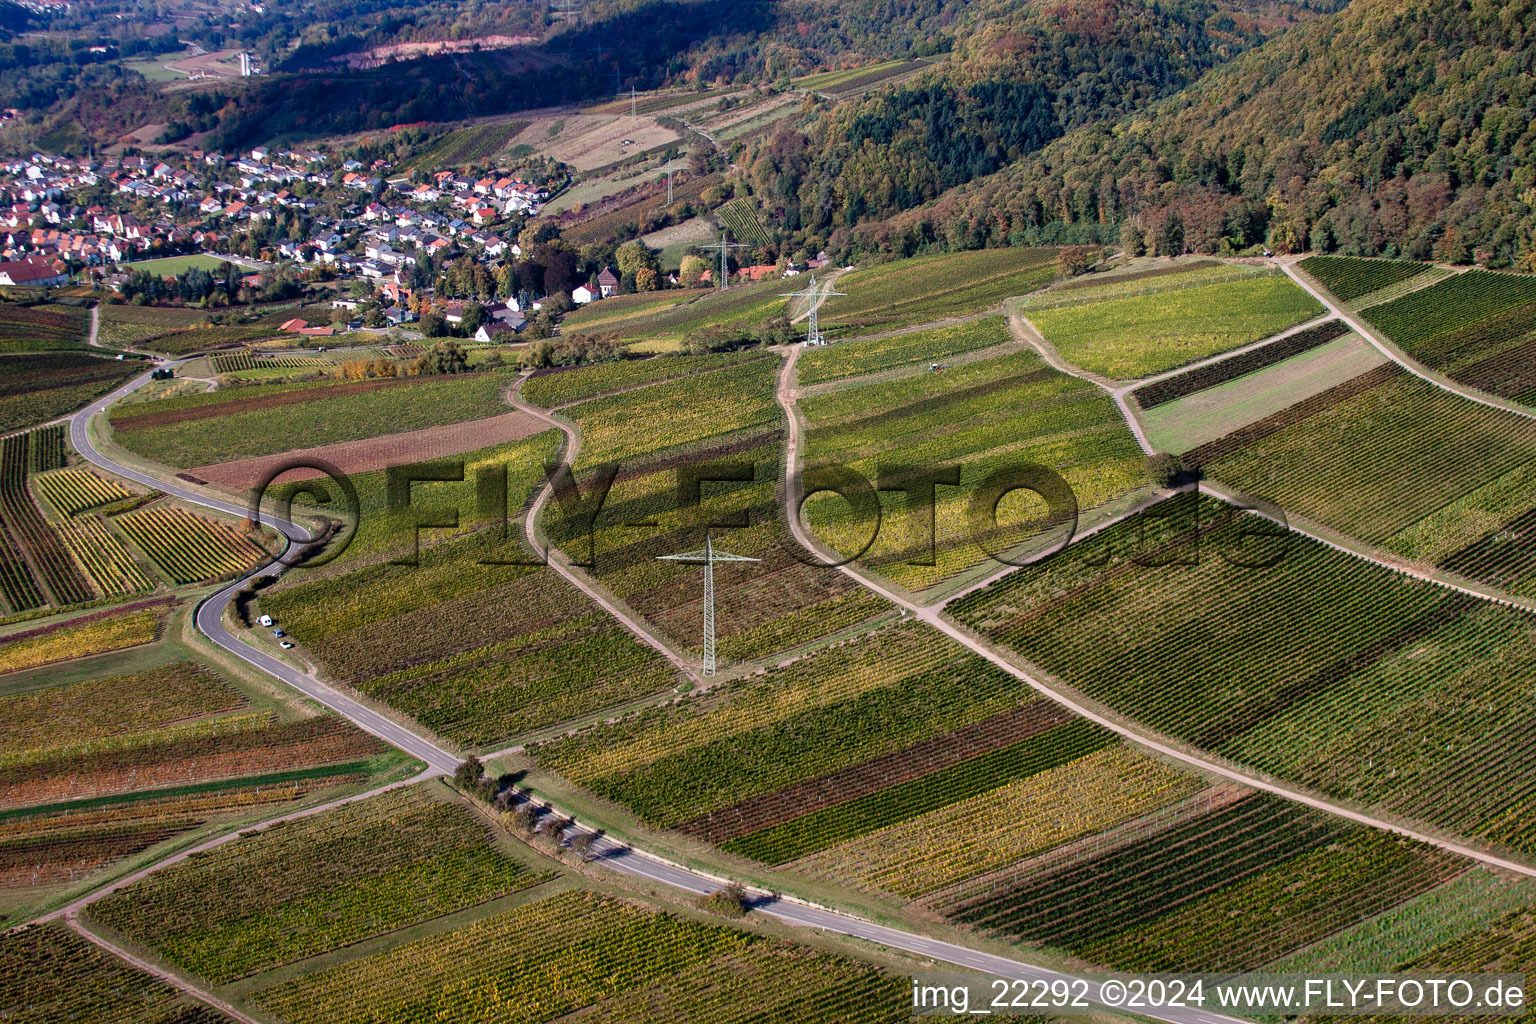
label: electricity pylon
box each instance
[700,233,746,292]
[779,272,843,345]
[657,534,759,676]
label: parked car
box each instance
[273,628,286,638]
[258,615,274,627]
[279,640,294,649]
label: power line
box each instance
[657,534,759,676]
[700,233,746,292]
[779,272,844,345]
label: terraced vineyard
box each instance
[1189,363,1536,593]
[91,786,553,982]
[1360,268,1536,403]
[714,197,771,247]
[0,302,88,353]
[1298,255,1434,301]
[0,432,92,608]
[115,505,267,584]
[945,792,1463,970]
[800,348,1148,590]
[251,888,912,1024]
[0,923,231,1023]
[0,351,141,433]
[950,494,1536,857]
[797,316,1013,386]
[1027,268,1323,378]
[817,247,1058,336]
[0,603,163,674]
[521,351,762,407]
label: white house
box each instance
[572,285,596,305]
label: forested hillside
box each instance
[744,0,1341,234]
[845,0,1536,267]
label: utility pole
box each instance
[666,169,674,205]
[780,272,844,346]
[631,84,637,118]
[657,535,759,676]
[701,233,746,292]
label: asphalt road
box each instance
[64,365,1251,1024]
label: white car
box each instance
[279,640,295,649]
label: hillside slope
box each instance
[854,0,1536,267]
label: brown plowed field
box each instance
[190,410,546,490]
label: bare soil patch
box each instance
[190,410,546,490]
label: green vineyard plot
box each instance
[0,351,141,434]
[800,348,1148,591]
[0,605,162,674]
[714,197,772,247]
[90,786,554,983]
[1298,255,1434,302]
[33,467,132,516]
[251,888,913,1024]
[1139,331,1388,453]
[1191,365,1536,592]
[115,505,267,585]
[535,623,1069,835]
[817,247,1057,336]
[0,303,89,354]
[520,351,764,408]
[1,432,92,609]
[945,792,1462,971]
[1027,270,1323,379]
[0,643,400,921]
[544,430,888,666]
[0,924,230,1024]
[561,357,779,468]
[109,371,516,468]
[1360,268,1536,404]
[264,539,680,747]
[950,494,1536,856]
[797,317,1012,387]
[1021,260,1249,311]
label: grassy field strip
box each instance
[1277,260,1536,423]
[1141,334,1388,452]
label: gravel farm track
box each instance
[34,259,1536,1021]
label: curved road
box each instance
[64,367,1248,1024]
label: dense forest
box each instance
[742,0,1342,235]
[836,0,1536,268]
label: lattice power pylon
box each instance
[657,534,759,676]
[701,233,746,292]
[779,272,844,346]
